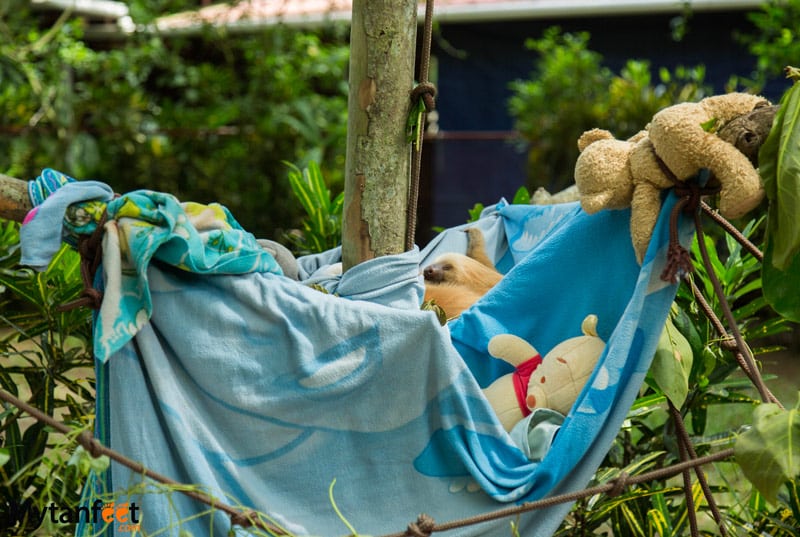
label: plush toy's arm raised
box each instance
[488,334,538,367]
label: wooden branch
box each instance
[0,174,32,222]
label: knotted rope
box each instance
[57,209,108,312]
[405,0,437,251]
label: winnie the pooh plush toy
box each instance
[482,314,605,432]
[574,93,772,262]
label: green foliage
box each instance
[648,311,694,408]
[561,215,797,535]
[508,27,709,192]
[735,401,800,504]
[0,0,350,239]
[0,221,95,536]
[759,68,800,321]
[283,161,343,255]
[741,0,800,88]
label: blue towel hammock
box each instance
[19,171,694,537]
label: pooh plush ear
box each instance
[482,315,605,432]
[574,93,772,263]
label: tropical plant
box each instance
[283,161,344,255]
[0,0,350,239]
[739,0,800,89]
[556,211,798,535]
[0,221,96,536]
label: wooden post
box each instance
[341,0,417,271]
[0,174,32,222]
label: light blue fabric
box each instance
[39,188,692,536]
[509,408,566,462]
[19,180,115,270]
[92,190,283,361]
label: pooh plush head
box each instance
[482,315,606,432]
[574,92,771,262]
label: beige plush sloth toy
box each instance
[574,93,771,262]
[482,315,606,432]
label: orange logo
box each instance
[101,502,141,532]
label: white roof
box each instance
[31,0,765,38]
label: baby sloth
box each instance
[423,228,503,319]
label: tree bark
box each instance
[0,174,32,222]
[341,0,417,271]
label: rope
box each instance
[659,164,781,407]
[669,401,728,536]
[381,449,736,537]
[691,204,780,406]
[57,209,108,312]
[405,0,437,251]
[0,388,288,535]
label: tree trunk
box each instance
[341,0,417,271]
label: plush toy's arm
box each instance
[488,334,538,367]
[649,93,769,220]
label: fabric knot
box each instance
[411,82,437,111]
[608,472,630,497]
[406,513,436,537]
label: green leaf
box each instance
[700,117,719,133]
[467,203,485,223]
[735,400,800,504]
[760,76,800,271]
[762,235,800,322]
[0,447,10,467]
[512,186,531,205]
[648,314,693,407]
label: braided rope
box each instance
[405,0,437,251]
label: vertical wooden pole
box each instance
[342,0,417,271]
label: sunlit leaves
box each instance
[735,401,800,504]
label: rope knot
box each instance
[78,430,104,458]
[230,509,258,528]
[609,472,630,498]
[58,210,108,311]
[411,82,437,111]
[661,241,694,284]
[406,513,436,537]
